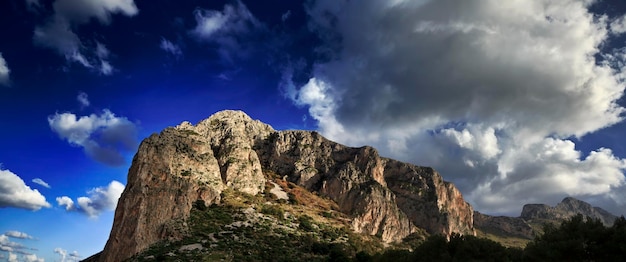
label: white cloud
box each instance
[160,38,183,58]
[0,168,50,211]
[77,92,89,107]
[0,53,10,86]
[7,252,16,262]
[0,234,31,257]
[48,109,138,166]
[55,248,80,262]
[291,0,626,215]
[191,1,264,64]
[56,196,74,210]
[58,181,124,218]
[4,231,35,240]
[33,0,138,73]
[76,180,124,218]
[31,178,50,189]
[23,253,44,262]
[610,14,626,34]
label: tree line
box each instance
[356,214,626,262]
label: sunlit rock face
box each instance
[98,110,475,262]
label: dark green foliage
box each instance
[299,215,316,232]
[524,214,626,261]
[192,199,207,211]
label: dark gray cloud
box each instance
[191,1,265,64]
[288,0,626,215]
[33,0,138,74]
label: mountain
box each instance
[521,197,617,226]
[474,197,619,247]
[90,110,475,262]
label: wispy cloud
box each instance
[0,53,10,86]
[31,178,50,189]
[76,92,90,107]
[4,231,35,240]
[160,38,183,58]
[191,1,264,64]
[33,0,139,74]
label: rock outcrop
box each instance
[521,197,617,226]
[97,110,475,262]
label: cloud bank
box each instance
[288,0,626,215]
[33,0,138,74]
[0,168,50,211]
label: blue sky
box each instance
[2,0,626,261]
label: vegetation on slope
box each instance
[126,173,626,262]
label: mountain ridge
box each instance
[93,110,476,262]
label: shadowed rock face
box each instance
[521,197,617,226]
[473,211,535,239]
[97,110,475,262]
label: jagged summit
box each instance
[94,110,475,262]
[521,197,617,226]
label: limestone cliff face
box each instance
[98,110,475,262]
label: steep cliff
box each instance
[97,110,475,262]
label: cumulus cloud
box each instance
[31,178,50,189]
[56,196,74,210]
[23,254,44,262]
[289,0,626,215]
[191,1,264,64]
[0,168,50,211]
[58,181,124,218]
[0,53,10,86]
[160,38,183,58]
[48,108,138,166]
[4,231,35,240]
[77,180,124,217]
[54,248,80,262]
[33,0,138,74]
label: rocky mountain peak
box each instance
[521,197,617,226]
[95,110,475,262]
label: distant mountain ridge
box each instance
[521,197,617,226]
[474,197,619,247]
